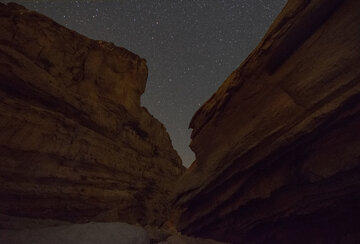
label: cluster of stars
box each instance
[4,0,286,167]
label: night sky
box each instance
[3,0,287,167]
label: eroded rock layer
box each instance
[173,0,360,243]
[0,3,184,225]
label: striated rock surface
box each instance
[0,3,184,226]
[173,0,360,243]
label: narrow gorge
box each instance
[0,1,359,244]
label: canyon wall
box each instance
[0,3,184,226]
[173,0,360,243]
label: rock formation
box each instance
[173,0,360,243]
[0,2,184,226]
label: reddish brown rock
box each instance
[0,3,184,226]
[172,0,360,243]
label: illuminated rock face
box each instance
[173,0,360,243]
[0,3,184,225]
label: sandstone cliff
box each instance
[0,3,184,226]
[173,0,360,243]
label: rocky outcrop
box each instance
[173,0,360,243]
[0,3,184,226]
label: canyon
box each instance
[1,0,360,243]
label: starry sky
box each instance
[3,0,287,167]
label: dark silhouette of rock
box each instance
[172,0,360,243]
[0,3,184,226]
